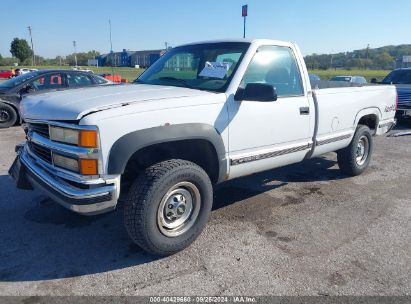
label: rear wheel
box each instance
[124,159,213,256]
[0,103,17,128]
[337,125,373,176]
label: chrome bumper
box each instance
[16,145,120,215]
[377,119,396,135]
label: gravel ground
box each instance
[0,122,410,296]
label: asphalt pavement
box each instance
[0,122,410,296]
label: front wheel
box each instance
[124,159,213,256]
[0,103,18,128]
[337,125,374,176]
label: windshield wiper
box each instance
[158,76,192,89]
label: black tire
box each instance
[0,103,18,128]
[124,159,213,256]
[337,125,374,176]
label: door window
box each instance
[29,73,64,91]
[241,46,303,97]
[67,73,94,87]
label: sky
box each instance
[1,0,410,58]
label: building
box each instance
[130,50,164,68]
[396,55,411,69]
[105,49,135,67]
[95,54,108,67]
[96,49,164,68]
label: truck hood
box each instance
[21,84,212,121]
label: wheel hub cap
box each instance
[157,182,201,237]
[355,135,369,166]
[0,110,10,122]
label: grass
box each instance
[309,69,390,81]
[1,65,391,82]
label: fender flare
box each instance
[354,107,381,132]
[107,123,228,183]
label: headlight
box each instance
[53,153,79,172]
[49,126,98,148]
[53,153,98,175]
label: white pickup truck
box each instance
[10,39,397,255]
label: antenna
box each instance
[109,18,113,53]
[27,26,35,66]
[109,18,115,76]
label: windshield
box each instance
[136,42,250,92]
[381,70,411,84]
[0,71,40,88]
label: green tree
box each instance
[374,52,394,69]
[66,50,100,66]
[0,53,3,65]
[10,38,33,64]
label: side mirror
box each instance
[235,83,278,102]
[370,78,378,84]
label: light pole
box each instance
[242,5,248,38]
[73,41,77,67]
[27,26,35,66]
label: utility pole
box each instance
[330,54,333,70]
[27,26,35,66]
[73,41,77,67]
[242,5,248,38]
[365,44,370,70]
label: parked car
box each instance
[376,68,411,119]
[71,67,94,73]
[309,74,321,88]
[10,39,396,255]
[20,68,38,75]
[0,70,12,79]
[0,69,111,128]
[309,74,321,82]
[330,75,367,85]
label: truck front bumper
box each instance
[9,145,120,215]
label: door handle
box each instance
[300,107,310,115]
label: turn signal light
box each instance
[79,130,98,148]
[79,159,98,175]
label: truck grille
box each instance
[28,123,50,139]
[28,141,52,164]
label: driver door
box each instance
[228,45,311,178]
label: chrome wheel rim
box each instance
[157,181,201,237]
[356,135,369,166]
[0,110,10,122]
